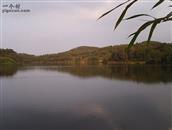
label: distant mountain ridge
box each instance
[69,46,99,52]
[0,41,172,65]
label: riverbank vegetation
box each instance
[0,41,172,65]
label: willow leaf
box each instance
[128,32,136,38]
[152,0,165,9]
[124,14,155,20]
[166,11,172,18]
[148,20,161,43]
[115,0,138,30]
[97,0,131,20]
[128,21,153,48]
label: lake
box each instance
[0,65,172,130]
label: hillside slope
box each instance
[0,41,172,65]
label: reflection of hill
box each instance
[1,65,172,84]
[42,65,172,84]
[0,65,18,77]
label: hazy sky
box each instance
[1,0,171,55]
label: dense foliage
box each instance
[0,41,172,65]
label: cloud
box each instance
[1,1,171,54]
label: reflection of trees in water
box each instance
[0,65,18,77]
[43,65,172,84]
[1,65,172,83]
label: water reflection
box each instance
[50,65,172,83]
[0,65,171,130]
[1,65,172,83]
[0,65,17,77]
[41,65,172,84]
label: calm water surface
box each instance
[0,65,172,130]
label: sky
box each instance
[0,0,171,55]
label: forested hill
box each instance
[0,41,172,65]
